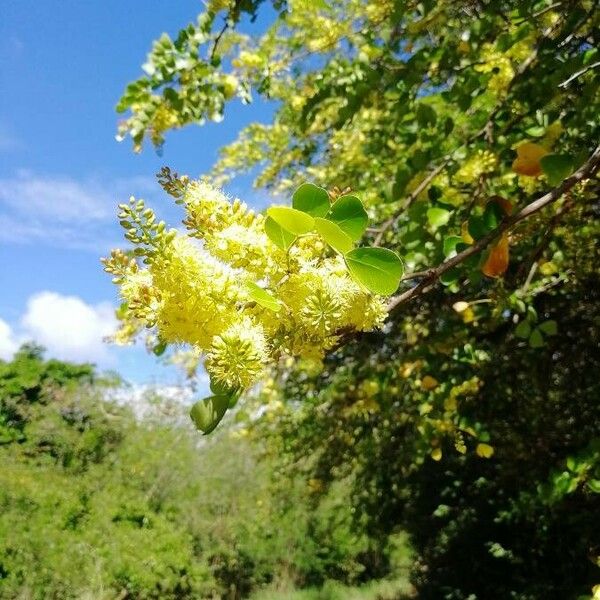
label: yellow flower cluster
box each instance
[454,149,498,184]
[103,180,388,395]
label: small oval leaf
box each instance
[345,247,404,296]
[246,281,281,311]
[326,195,368,241]
[427,207,451,229]
[292,183,331,217]
[267,206,315,235]
[190,395,229,434]
[538,320,557,336]
[314,217,354,254]
[528,328,545,348]
[540,154,574,186]
[515,320,531,339]
[264,216,297,250]
[443,235,463,258]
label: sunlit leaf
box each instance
[314,217,354,254]
[292,183,331,217]
[344,247,404,295]
[326,195,368,240]
[267,206,315,235]
[246,281,281,311]
[427,207,451,229]
[264,216,297,250]
[443,235,463,257]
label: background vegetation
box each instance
[0,347,411,599]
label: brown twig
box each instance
[387,144,600,313]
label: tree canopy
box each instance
[105,1,600,596]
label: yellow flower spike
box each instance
[206,317,268,390]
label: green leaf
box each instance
[189,395,229,434]
[152,340,167,356]
[345,247,404,295]
[483,201,504,230]
[440,267,461,286]
[539,320,557,336]
[246,281,281,311]
[587,479,600,494]
[427,207,451,230]
[416,103,437,127]
[392,166,411,199]
[467,215,487,241]
[525,126,545,138]
[540,154,574,186]
[292,183,330,217]
[515,320,531,339]
[314,217,354,254]
[264,216,297,250]
[326,195,368,241]
[529,328,545,348]
[443,235,463,258]
[267,206,315,235]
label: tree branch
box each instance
[387,144,600,313]
[558,61,600,88]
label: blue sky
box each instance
[0,1,275,384]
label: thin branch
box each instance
[373,159,450,246]
[210,21,230,60]
[558,61,600,88]
[210,0,243,60]
[387,144,600,313]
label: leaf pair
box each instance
[265,183,404,296]
[266,183,368,248]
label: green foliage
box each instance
[0,349,410,598]
[114,0,600,597]
[259,217,600,598]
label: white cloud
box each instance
[20,292,117,364]
[0,318,19,360]
[0,171,156,252]
[0,291,118,365]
